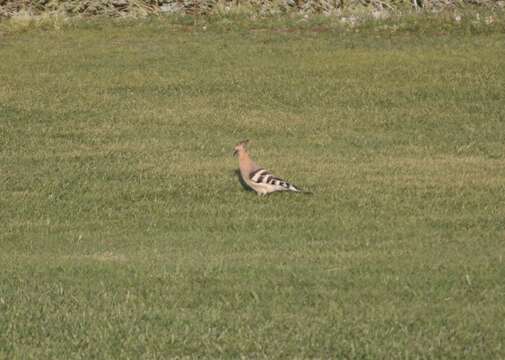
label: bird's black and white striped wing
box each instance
[249,168,302,193]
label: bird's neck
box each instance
[239,150,251,163]
[238,150,258,175]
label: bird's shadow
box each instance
[234,169,254,192]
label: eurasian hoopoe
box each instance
[233,140,310,196]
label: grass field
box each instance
[1,16,505,358]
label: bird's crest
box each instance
[236,139,249,147]
[233,139,250,156]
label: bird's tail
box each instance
[288,183,313,195]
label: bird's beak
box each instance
[233,149,238,157]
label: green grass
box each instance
[1,16,505,358]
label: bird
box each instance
[233,139,310,196]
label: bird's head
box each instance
[233,139,249,157]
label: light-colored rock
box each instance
[160,2,183,13]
